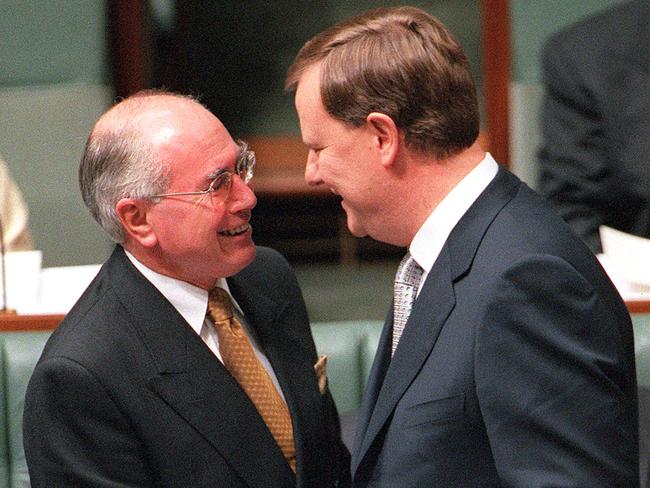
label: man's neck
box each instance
[400,142,487,245]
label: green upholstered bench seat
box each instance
[633,313,650,387]
[0,332,50,488]
[0,321,383,488]
[7,316,650,488]
[310,320,383,414]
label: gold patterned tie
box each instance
[207,287,296,472]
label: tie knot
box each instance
[395,253,424,287]
[207,287,233,323]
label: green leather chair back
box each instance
[1,332,50,488]
[0,323,383,487]
[0,339,7,488]
[310,320,383,414]
[633,314,650,387]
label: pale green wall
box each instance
[0,0,113,267]
[0,0,108,87]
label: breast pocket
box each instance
[403,393,467,463]
[403,393,465,428]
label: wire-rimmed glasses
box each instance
[146,140,255,202]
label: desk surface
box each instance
[2,301,649,332]
[0,313,63,331]
[627,301,650,314]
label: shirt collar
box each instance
[410,153,499,273]
[123,250,242,336]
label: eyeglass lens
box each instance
[236,144,255,184]
[209,146,255,196]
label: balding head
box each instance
[79,91,208,242]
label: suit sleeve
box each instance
[475,255,638,487]
[23,356,152,487]
[538,35,609,253]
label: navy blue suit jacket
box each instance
[352,168,638,487]
[24,246,350,487]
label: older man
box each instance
[286,6,638,487]
[23,91,350,487]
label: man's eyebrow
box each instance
[206,167,229,181]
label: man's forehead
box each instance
[295,65,325,127]
[96,95,203,132]
[295,63,322,108]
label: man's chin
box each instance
[237,244,257,269]
[345,217,368,239]
[214,244,257,279]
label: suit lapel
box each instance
[354,248,456,471]
[107,248,294,488]
[351,311,392,468]
[352,167,521,475]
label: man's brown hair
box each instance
[286,6,479,159]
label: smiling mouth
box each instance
[219,223,250,236]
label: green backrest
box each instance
[3,316,650,487]
[1,332,51,488]
[0,322,382,487]
[311,320,383,414]
[633,314,650,387]
[0,340,7,488]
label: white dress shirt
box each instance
[124,250,286,398]
[409,153,499,294]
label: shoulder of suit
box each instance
[232,246,295,287]
[251,246,291,271]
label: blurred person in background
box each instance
[0,155,32,250]
[539,0,650,253]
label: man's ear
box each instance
[115,198,157,248]
[366,112,400,167]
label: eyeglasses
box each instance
[147,140,255,202]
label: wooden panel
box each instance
[627,301,650,315]
[109,2,509,165]
[0,314,63,332]
[0,299,648,332]
[247,135,330,197]
[480,0,510,167]
[108,0,147,98]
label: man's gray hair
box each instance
[78,91,196,242]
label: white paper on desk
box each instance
[598,225,650,301]
[0,250,42,313]
[33,264,102,314]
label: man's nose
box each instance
[229,175,257,210]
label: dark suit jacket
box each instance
[351,168,638,487]
[23,245,350,487]
[539,0,650,253]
